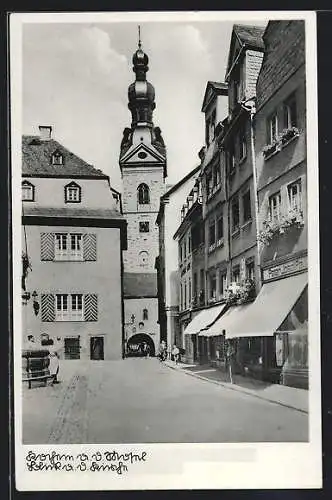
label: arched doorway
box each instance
[126,333,155,357]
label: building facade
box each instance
[174,22,308,389]
[119,41,167,356]
[156,165,201,351]
[22,126,127,360]
[254,20,308,388]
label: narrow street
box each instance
[22,358,308,444]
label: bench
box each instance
[22,349,54,389]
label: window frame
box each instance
[287,179,303,214]
[51,151,64,166]
[139,221,150,233]
[54,232,83,261]
[269,191,282,222]
[267,112,278,145]
[65,182,81,204]
[231,197,240,233]
[22,181,35,202]
[143,308,148,321]
[242,190,252,224]
[137,183,150,205]
[55,293,84,321]
[283,93,297,130]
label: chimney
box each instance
[39,125,52,141]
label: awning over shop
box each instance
[183,304,226,336]
[199,304,251,337]
[226,272,308,339]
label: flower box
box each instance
[262,141,280,160]
[280,127,300,146]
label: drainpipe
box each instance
[241,99,262,291]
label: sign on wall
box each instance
[263,256,307,282]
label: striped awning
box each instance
[183,304,226,336]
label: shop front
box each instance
[183,304,226,364]
[225,271,308,388]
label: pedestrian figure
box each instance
[48,339,60,385]
[158,341,167,361]
[226,342,236,384]
[172,344,180,365]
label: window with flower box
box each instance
[283,93,297,129]
[232,266,240,284]
[269,192,282,222]
[218,269,227,298]
[246,260,255,280]
[267,112,278,145]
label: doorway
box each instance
[90,337,104,360]
[64,337,80,359]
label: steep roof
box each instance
[22,206,124,220]
[201,81,228,112]
[22,136,108,178]
[123,273,158,298]
[226,24,265,80]
[233,24,265,50]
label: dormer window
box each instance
[65,182,81,203]
[51,150,64,166]
[22,180,35,201]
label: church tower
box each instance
[120,30,167,356]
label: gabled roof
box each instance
[123,273,158,298]
[226,24,265,81]
[201,81,228,113]
[22,136,108,178]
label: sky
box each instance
[22,19,267,191]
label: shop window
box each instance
[283,93,297,129]
[65,182,81,203]
[22,181,35,201]
[287,179,302,214]
[267,112,278,144]
[269,191,282,222]
[231,197,240,233]
[137,183,150,204]
[242,190,252,223]
[139,221,150,233]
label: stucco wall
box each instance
[22,224,122,360]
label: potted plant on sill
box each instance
[262,139,280,159]
[258,210,304,246]
[280,126,300,146]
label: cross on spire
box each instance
[138,25,142,49]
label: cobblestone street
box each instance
[22,358,308,444]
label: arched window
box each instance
[137,183,150,205]
[143,308,148,321]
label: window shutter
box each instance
[84,294,98,321]
[41,294,55,322]
[40,233,55,261]
[83,233,97,261]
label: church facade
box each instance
[119,39,167,356]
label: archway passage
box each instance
[126,333,155,357]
